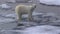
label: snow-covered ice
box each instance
[39,0,60,5]
[6,0,16,3]
[0,17,17,30]
[23,25,60,34]
[1,25,60,34]
[0,4,11,9]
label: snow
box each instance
[0,4,11,9]
[23,25,60,34]
[39,0,60,5]
[1,25,60,34]
[0,17,17,30]
[6,0,16,3]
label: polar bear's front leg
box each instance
[17,13,22,21]
[28,11,33,21]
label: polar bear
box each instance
[15,4,36,21]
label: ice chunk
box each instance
[39,0,60,5]
[0,4,11,9]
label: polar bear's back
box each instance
[15,5,32,13]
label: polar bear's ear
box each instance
[29,4,36,11]
[30,4,36,8]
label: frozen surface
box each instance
[0,16,17,30]
[6,0,16,3]
[39,0,60,5]
[16,0,31,3]
[0,12,60,26]
[1,25,60,34]
[0,0,60,34]
[23,25,60,34]
[0,4,11,9]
